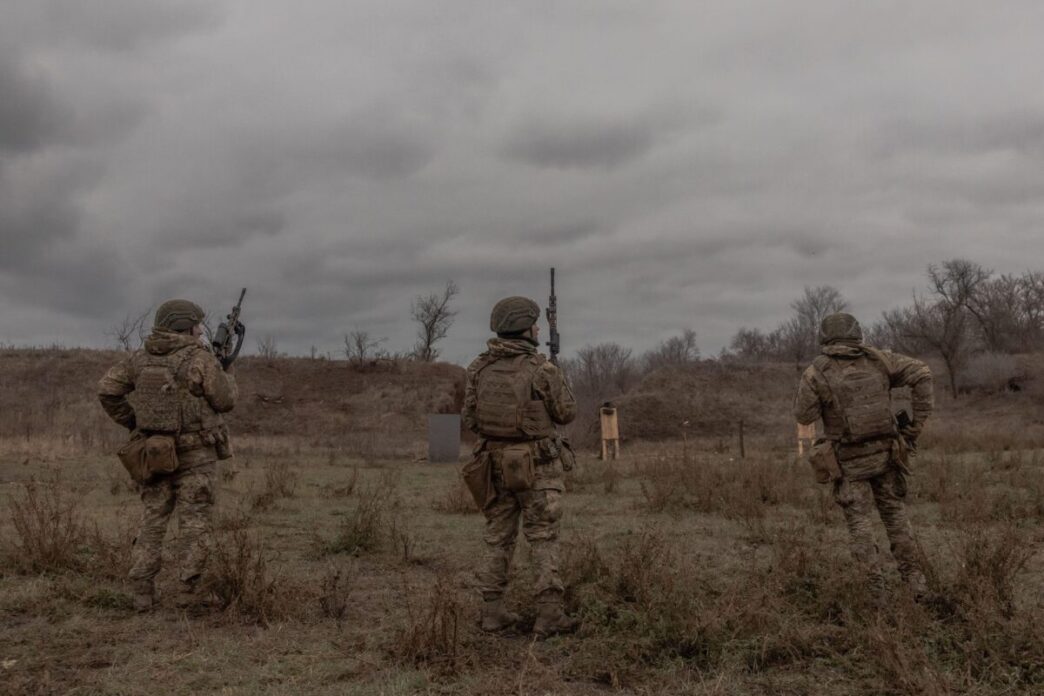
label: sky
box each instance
[3,0,1044,364]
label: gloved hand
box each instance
[899,423,921,448]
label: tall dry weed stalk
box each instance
[430,481,477,514]
[316,470,401,556]
[251,460,299,511]
[204,528,288,626]
[4,473,89,574]
[318,560,356,627]
[392,572,473,676]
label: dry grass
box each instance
[204,527,294,626]
[3,347,1044,694]
[391,572,474,677]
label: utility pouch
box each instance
[116,433,180,483]
[117,432,150,484]
[498,444,535,493]
[461,450,495,511]
[145,435,179,478]
[808,438,842,485]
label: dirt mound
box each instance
[614,361,799,441]
[0,348,465,454]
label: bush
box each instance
[4,473,89,574]
[391,572,474,677]
[204,528,289,626]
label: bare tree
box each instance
[561,342,639,404]
[106,309,151,351]
[411,280,459,362]
[790,285,848,360]
[642,329,700,372]
[256,335,282,362]
[344,329,387,363]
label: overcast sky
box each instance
[3,1,1044,363]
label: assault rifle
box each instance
[546,267,560,365]
[213,288,247,370]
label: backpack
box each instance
[812,350,896,445]
[474,354,555,440]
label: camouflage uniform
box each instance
[795,319,933,595]
[463,336,577,620]
[98,325,237,604]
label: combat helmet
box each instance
[154,299,205,333]
[490,296,540,335]
[819,312,863,345]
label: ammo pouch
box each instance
[497,443,535,493]
[117,433,180,484]
[807,438,842,485]
[461,449,496,511]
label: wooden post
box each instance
[796,422,815,456]
[599,404,620,460]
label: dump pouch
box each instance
[145,434,179,477]
[808,438,842,485]
[116,433,180,483]
[117,432,150,484]
[461,450,496,511]
[498,443,535,493]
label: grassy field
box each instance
[2,432,1043,695]
[2,348,1043,694]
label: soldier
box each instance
[795,312,933,599]
[462,296,578,636]
[98,299,238,611]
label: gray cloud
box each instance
[3,0,1044,363]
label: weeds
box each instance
[251,460,299,511]
[318,560,356,627]
[392,572,473,677]
[430,481,477,514]
[315,471,400,556]
[4,473,90,574]
[204,528,291,626]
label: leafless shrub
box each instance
[326,466,360,498]
[392,572,474,676]
[344,329,387,363]
[251,461,298,511]
[430,481,478,514]
[318,560,356,627]
[204,528,288,626]
[950,523,1035,617]
[315,471,400,556]
[256,335,284,362]
[4,474,90,574]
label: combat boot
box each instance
[480,598,520,632]
[132,580,155,613]
[532,600,579,638]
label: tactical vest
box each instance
[812,350,896,445]
[133,346,218,435]
[474,354,555,440]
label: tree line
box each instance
[728,259,1044,398]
